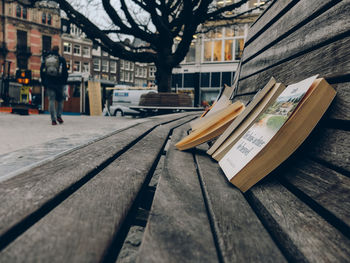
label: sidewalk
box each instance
[0,113,147,182]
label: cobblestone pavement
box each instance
[0,113,147,182]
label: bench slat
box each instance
[244,0,295,44]
[281,159,350,229]
[137,125,219,263]
[238,35,350,94]
[0,113,191,242]
[242,0,348,69]
[240,0,350,78]
[247,181,350,262]
[0,116,195,262]
[195,152,286,262]
[306,128,350,172]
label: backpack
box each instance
[44,54,62,77]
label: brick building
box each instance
[0,0,60,107]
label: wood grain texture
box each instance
[237,36,350,94]
[244,0,295,44]
[0,117,195,262]
[241,0,350,78]
[195,153,286,263]
[305,128,350,172]
[248,181,350,262]
[137,125,218,263]
[281,159,350,229]
[0,113,191,239]
[326,82,350,120]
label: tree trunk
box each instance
[155,64,173,93]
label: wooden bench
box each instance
[0,0,349,262]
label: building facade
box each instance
[172,0,266,105]
[0,0,60,107]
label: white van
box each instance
[109,89,156,116]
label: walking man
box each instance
[40,45,68,125]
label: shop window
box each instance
[200,73,210,88]
[222,72,232,86]
[211,72,221,88]
[184,73,195,88]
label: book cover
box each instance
[207,77,278,158]
[219,75,320,189]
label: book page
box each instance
[219,75,318,180]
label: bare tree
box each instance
[25,0,270,92]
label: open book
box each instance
[190,84,234,131]
[219,76,336,192]
[208,77,285,161]
[176,101,245,151]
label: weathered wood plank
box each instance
[242,0,347,68]
[195,153,286,263]
[280,159,350,229]
[237,36,350,94]
[326,82,350,120]
[306,128,350,172]
[244,0,296,44]
[247,180,350,262]
[0,116,195,262]
[0,113,192,241]
[137,125,219,263]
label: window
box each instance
[73,44,81,55]
[125,61,130,70]
[120,70,124,81]
[63,42,71,54]
[101,60,108,72]
[202,26,245,62]
[130,63,134,70]
[16,6,21,18]
[42,13,46,24]
[211,72,221,87]
[185,42,196,63]
[93,58,100,71]
[235,39,244,60]
[184,73,195,88]
[82,46,90,57]
[73,61,81,72]
[83,62,90,73]
[130,72,134,82]
[42,35,51,54]
[22,7,27,19]
[110,61,116,73]
[222,72,232,86]
[120,60,124,69]
[66,60,72,73]
[149,66,156,78]
[47,14,52,25]
[200,73,210,88]
[125,71,130,82]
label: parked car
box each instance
[109,89,157,116]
